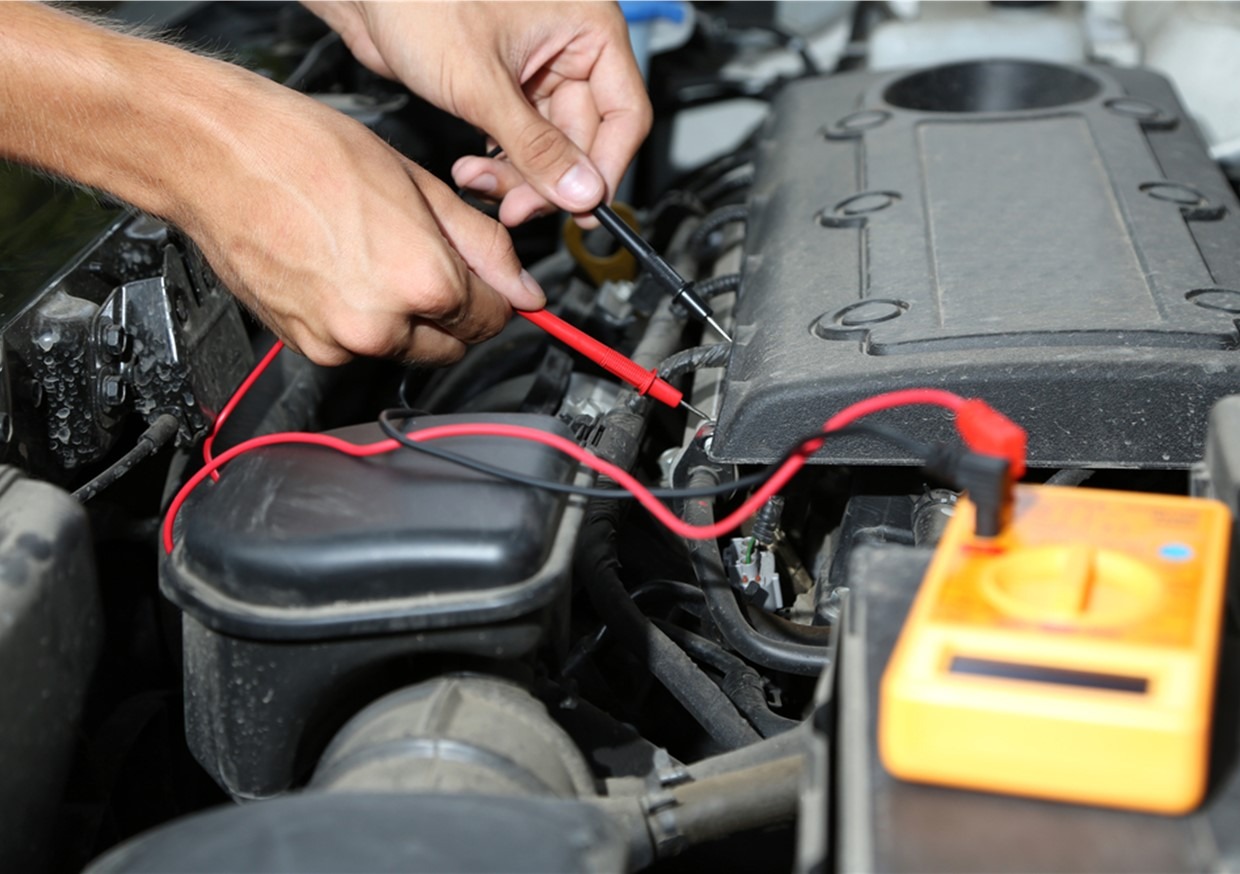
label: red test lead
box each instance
[519,309,707,418]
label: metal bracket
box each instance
[96,244,251,447]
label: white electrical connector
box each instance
[725,537,784,611]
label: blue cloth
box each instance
[619,1,686,25]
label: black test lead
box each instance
[471,145,730,342]
[591,203,733,343]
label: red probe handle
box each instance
[519,309,683,408]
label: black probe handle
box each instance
[592,204,689,295]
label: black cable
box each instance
[378,407,932,502]
[688,204,749,260]
[379,407,770,499]
[675,148,757,196]
[668,77,786,111]
[697,168,755,206]
[646,189,708,233]
[695,273,742,300]
[74,414,179,502]
[658,343,731,381]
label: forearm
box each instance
[0,2,256,226]
[0,2,542,367]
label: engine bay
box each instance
[6,2,1240,872]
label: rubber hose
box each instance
[575,504,760,750]
[686,723,808,781]
[664,755,803,851]
[744,602,834,645]
[654,620,800,738]
[683,150,756,196]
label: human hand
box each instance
[172,78,544,366]
[0,2,543,368]
[306,1,652,227]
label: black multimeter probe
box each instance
[476,144,732,342]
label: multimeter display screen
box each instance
[949,657,1149,694]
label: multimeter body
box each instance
[879,484,1231,813]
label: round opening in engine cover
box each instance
[883,60,1102,113]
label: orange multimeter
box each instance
[879,484,1231,813]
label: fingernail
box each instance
[467,173,498,194]
[556,163,603,209]
[519,269,547,308]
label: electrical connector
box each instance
[725,537,784,610]
[955,399,1027,479]
[923,444,1014,537]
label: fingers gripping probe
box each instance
[462,145,715,416]
[469,144,731,341]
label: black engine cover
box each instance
[714,60,1240,468]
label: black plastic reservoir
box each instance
[161,414,589,797]
[0,468,102,870]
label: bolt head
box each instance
[101,323,129,356]
[100,375,127,407]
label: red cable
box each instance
[519,309,683,408]
[202,340,284,481]
[163,388,973,555]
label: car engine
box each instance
[6,2,1240,872]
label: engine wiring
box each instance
[201,338,285,480]
[376,407,931,501]
[73,413,180,502]
[167,364,1025,554]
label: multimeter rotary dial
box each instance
[979,544,1164,629]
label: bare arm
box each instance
[0,2,544,365]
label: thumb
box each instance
[481,83,606,214]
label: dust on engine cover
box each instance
[713,60,1240,469]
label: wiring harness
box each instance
[166,341,1028,554]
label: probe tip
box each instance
[706,316,732,343]
[680,400,711,420]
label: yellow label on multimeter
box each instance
[879,484,1231,813]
